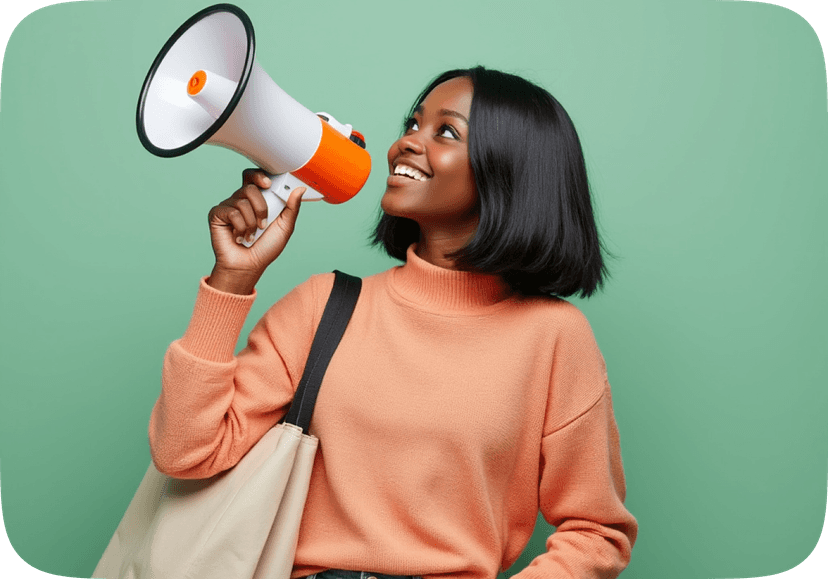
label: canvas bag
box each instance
[92,271,362,579]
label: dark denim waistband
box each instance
[304,571,422,579]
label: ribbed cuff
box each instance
[180,277,257,362]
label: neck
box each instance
[416,223,478,270]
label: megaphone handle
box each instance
[241,173,288,248]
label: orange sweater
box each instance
[149,245,637,579]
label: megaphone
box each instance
[136,3,371,246]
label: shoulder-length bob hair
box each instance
[372,66,609,298]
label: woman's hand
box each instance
[206,168,306,294]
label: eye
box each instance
[404,118,419,132]
[438,124,460,139]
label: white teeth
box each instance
[394,164,428,181]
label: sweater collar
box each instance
[390,244,513,311]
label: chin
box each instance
[379,190,394,214]
[380,190,409,218]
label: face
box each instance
[382,76,478,237]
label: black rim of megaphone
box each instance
[136,3,255,158]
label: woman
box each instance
[149,66,638,579]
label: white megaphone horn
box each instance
[136,3,371,246]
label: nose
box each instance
[396,132,425,155]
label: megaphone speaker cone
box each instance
[136,4,255,157]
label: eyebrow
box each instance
[414,105,469,124]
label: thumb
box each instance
[279,186,307,227]
[276,187,308,234]
[251,186,307,257]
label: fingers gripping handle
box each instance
[241,173,323,248]
[241,179,286,248]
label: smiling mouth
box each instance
[390,174,426,183]
[392,165,430,181]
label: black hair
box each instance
[371,66,609,298]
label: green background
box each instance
[1,0,826,577]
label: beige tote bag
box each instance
[93,271,362,579]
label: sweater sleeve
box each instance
[148,274,333,479]
[513,308,638,579]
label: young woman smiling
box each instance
[149,66,638,579]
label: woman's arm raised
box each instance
[147,169,321,479]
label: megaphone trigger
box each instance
[240,173,324,248]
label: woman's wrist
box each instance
[207,266,261,295]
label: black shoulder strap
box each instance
[282,270,362,432]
